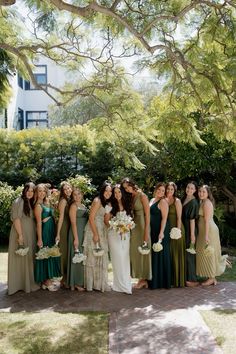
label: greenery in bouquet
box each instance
[186,242,196,254]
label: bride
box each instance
[105,184,133,294]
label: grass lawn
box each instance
[200,310,236,354]
[0,312,109,354]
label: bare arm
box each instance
[56,198,67,241]
[69,203,79,250]
[175,198,182,230]
[141,193,150,243]
[203,200,212,243]
[158,199,169,241]
[13,218,24,246]
[89,197,101,243]
[34,204,43,248]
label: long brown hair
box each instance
[21,182,35,216]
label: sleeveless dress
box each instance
[67,207,88,288]
[59,201,70,284]
[83,205,110,292]
[182,198,199,282]
[34,204,61,283]
[108,211,132,294]
[168,203,186,287]
[149,200,171,289]
[130,192,151,280]
[196,203,227,277]
[8,197,39,295]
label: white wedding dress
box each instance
[108,211,132,294]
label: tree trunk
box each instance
[221,185,236,217]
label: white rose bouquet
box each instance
[170,227,182,240]
[152,239,163,252]
[138,241,150,255]
[186,242,196,254]
[93,242,104,257]
[15,245,29,256]
[72,249,87,264]
[35,244,61,260]
[109,211,135,240]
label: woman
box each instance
[182,181,199,287]
[121,178,151,289]
[8,182,39,295]
[105,184,132,294]
[34,183,61,291]
[83,181,112,292]
[67,187,88,291]
[165,182,186,287]
[55,181,72,288]
[196,185,228,286]
[149,182,171,289]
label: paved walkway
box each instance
[0,280,236,354]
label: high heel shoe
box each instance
[42,283,59,291]
[133,280,148,289]
[201,278,217,286]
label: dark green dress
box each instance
[168,203,186,287]
[35,204,61,283]
[149,200,171,289]
[182,198,199,282]
[67,207,88,287]
[59,201,70,283]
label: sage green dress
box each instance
[8,197,39,295]
[67,207,88,288]
[149,200,171,289]
[196,203,227,278]
[130,192,151,280]
[34,204,61,283]
[182,198,199,282]
[59,201,70,284]
[168,203,186,287]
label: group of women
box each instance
[7,178,228,296]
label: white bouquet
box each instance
[72,249,87,264]
[109,211,135,236]
[15,245,29,256]
[186,242,196,254]
[138,241,150,255]
[35,245,61,260]
[93,243,104,257]
[170,227,182,240]
[152,240,163,252]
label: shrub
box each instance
[0,182,23,244]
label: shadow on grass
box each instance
[0,312,108,354]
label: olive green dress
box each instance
[34,204,61,283]
[130,192,151,280]
[67,207,88,288]
[168,203,186,287]
[149,200,171,289]
[59,201,70,284]
[182,198,199,282]
[196,203,227,278]
[8,198,39,295]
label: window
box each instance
[26,111,48,128]
[17,74,23,89]
[17,108,24,130]
[24,65,47,90]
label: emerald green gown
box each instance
[182,198,199,282]
[168,203,186,287]
[34,204,61,283]
[67,207,88,288]
[149,200,171,289]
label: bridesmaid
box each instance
[83,181,112,292]
[182,181,199,287]
[121,178,151,289]
[105,184,132,294]
[165,182,186,287]
[8,182,39,295]
[67,187,88,291]
[196,185,228,286]
[149,182,171,289]
[55,181,72,288]
[34,184,61,291]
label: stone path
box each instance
[0,280,236,354]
